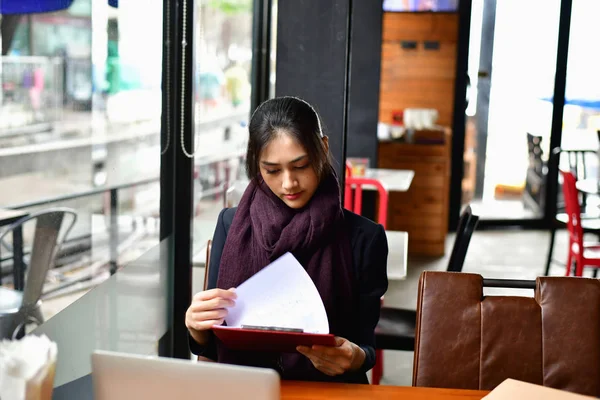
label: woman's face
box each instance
[259,132,327,209]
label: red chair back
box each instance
[561,170,584,250]
[344,176,388,229]
[345,161,353,178]
[343,165,389,386]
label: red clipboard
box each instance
[212,325,336,353]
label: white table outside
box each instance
[576,178,599,195]
[560,129,599,152]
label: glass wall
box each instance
[33,239,171,387]
[558,0,600,211]
[0,0,163,326]
[463,0,561,220]
[562,1,600,135]
[191,0,254,265]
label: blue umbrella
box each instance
[542,97,600,110]
[0,0,117,14]
[0,0,75,14]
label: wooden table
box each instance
[0,208,29,290]
[281,381,489,399]
[52,373,490,399]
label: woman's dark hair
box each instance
[246,96,332,181]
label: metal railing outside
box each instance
[0,151,245,294]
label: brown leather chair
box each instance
[412,271,600,397]
[203,239,212,291]
[373,205,479,385]
[197,240,213,362]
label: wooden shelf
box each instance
[378,132,451,257]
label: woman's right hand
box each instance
[186,288,237,345]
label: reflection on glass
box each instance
[191,0,253,265]
[33,238,171,387]
[0,0,163,326]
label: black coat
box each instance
[189,207,388,384]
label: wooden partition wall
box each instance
[379,12,458,126]
[378,12,459,257]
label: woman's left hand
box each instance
[296,337,365,376]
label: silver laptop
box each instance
[92,350,280,400]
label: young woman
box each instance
[185,96,388,384]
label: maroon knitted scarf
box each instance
[215,170,356,380]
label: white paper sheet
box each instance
[223,252,329,334]
[483,379,594,399]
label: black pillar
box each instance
[545,0,572,224]
[473,0,496,199]
[172,0,196,359]
[159,0,195,360]
[275,0,351,178]
[250,0,273,113]
[158,0,177,358]
[448,0,472,230]
[345,0,383,165]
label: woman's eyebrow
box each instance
[261,160,280,166]
[289,155,308,163]
[261,155,308,166]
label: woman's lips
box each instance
[284,192,303,200]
